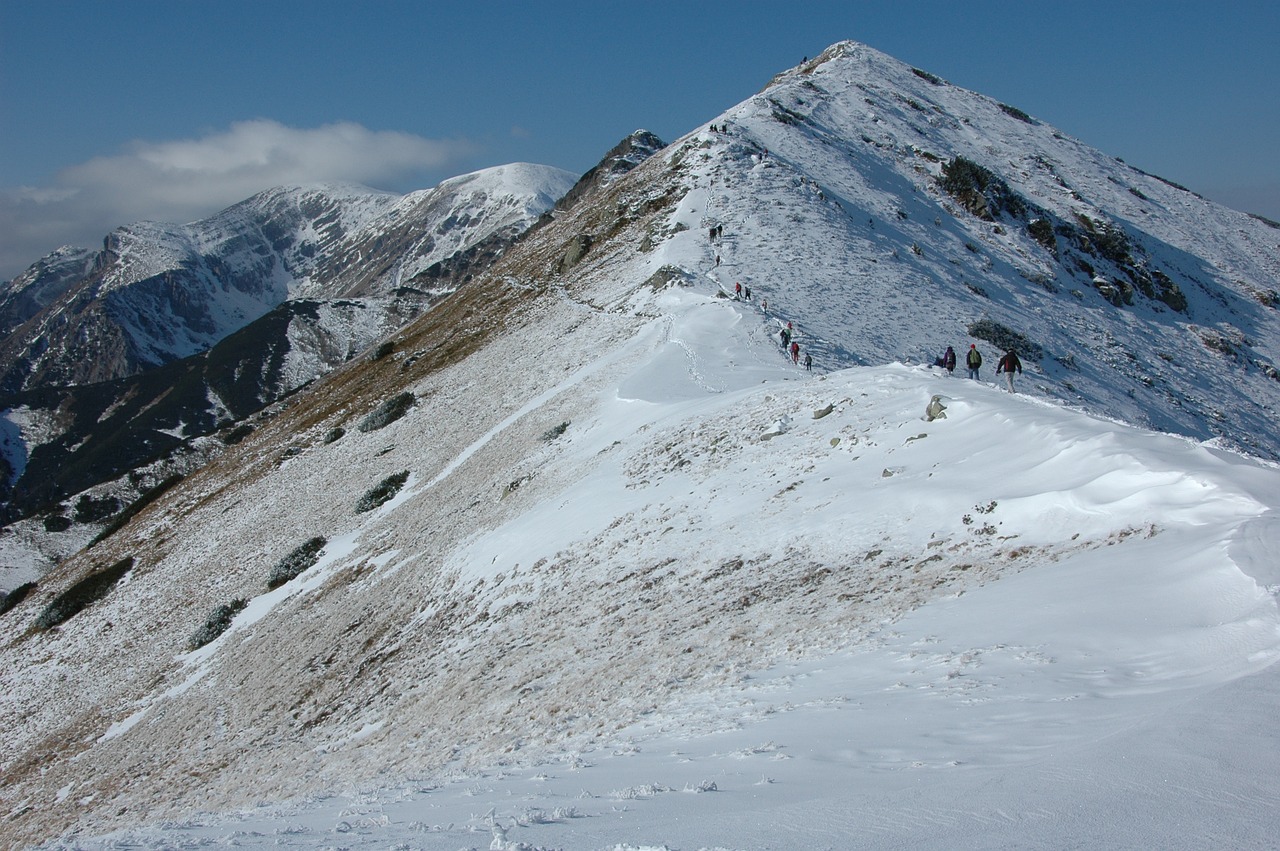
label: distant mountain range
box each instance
[0,162,593,534]
[0,165,581,392]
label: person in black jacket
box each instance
[996,349,1023,392]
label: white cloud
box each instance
[0,120,475,281]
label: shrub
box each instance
[912,67,944,86]
[1151,270,1188,313]
[357,392,415,433]
[939,157,1025,220]
[0,581,36,616]
[43,514,72,533]
[188,598,248,650]
[222,423,254,445]
[1028,218,1056,253]
[967,319,1043,361]
[33,557,134,630]
[1093,223,1132,265]
[541,422,570,442]
[356,471,410,513]
[999,102,1033,123]
[74,494,121,524]
[90,474,184,546]
[267,536,327,590]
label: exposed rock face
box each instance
[551,130,666,214]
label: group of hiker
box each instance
[728,276,814,372]
[712,224,816,373]
[714,238,1028,390]
[778,321,813,371]
[699,126,1031,394]
[936,344,1023,391]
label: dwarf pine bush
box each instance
[1028,218,1056,253]
[912,67,943,86]
[90,474,184,546]
[999,102,1033,123]
[266,536,327,589]
[356,471,410,513]
[967,320,1043,360]
[0,581,36,617]
[222,423,255,445]
[357,392,415,433]
[188,598,249,650]
[43,514,72,533]
[75,494,121,524]
[939,157,1026,221]
[541,421,570,442]
[33,557,135,630]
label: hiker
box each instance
[791,341,800,364]
[735,282,742,299]
[942,346,957,375]
[804,352,812,372]
[744,286,751,301]
[780,328,791,349]
[761,297,768,314]
[996,349,1023,392]
[965,344,982,380]
[715,254,721,267]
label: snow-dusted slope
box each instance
[0,246,97,338]
[2,41,1279,849]
[669,41,1280,459]
[4,267,1278,849]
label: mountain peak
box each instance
[2,41,1279,849]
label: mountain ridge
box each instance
[0,166,577,394]
[1,40,1279,847]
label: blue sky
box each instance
[2,0,1278,280]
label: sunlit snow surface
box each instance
[45,278,1280,848]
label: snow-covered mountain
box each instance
[0,165,577,393]
[0,184,395,392]
[2,41,1279,849]
[295,162,580,298]
[0,163,581,557]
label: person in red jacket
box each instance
[996,349,1023,392]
